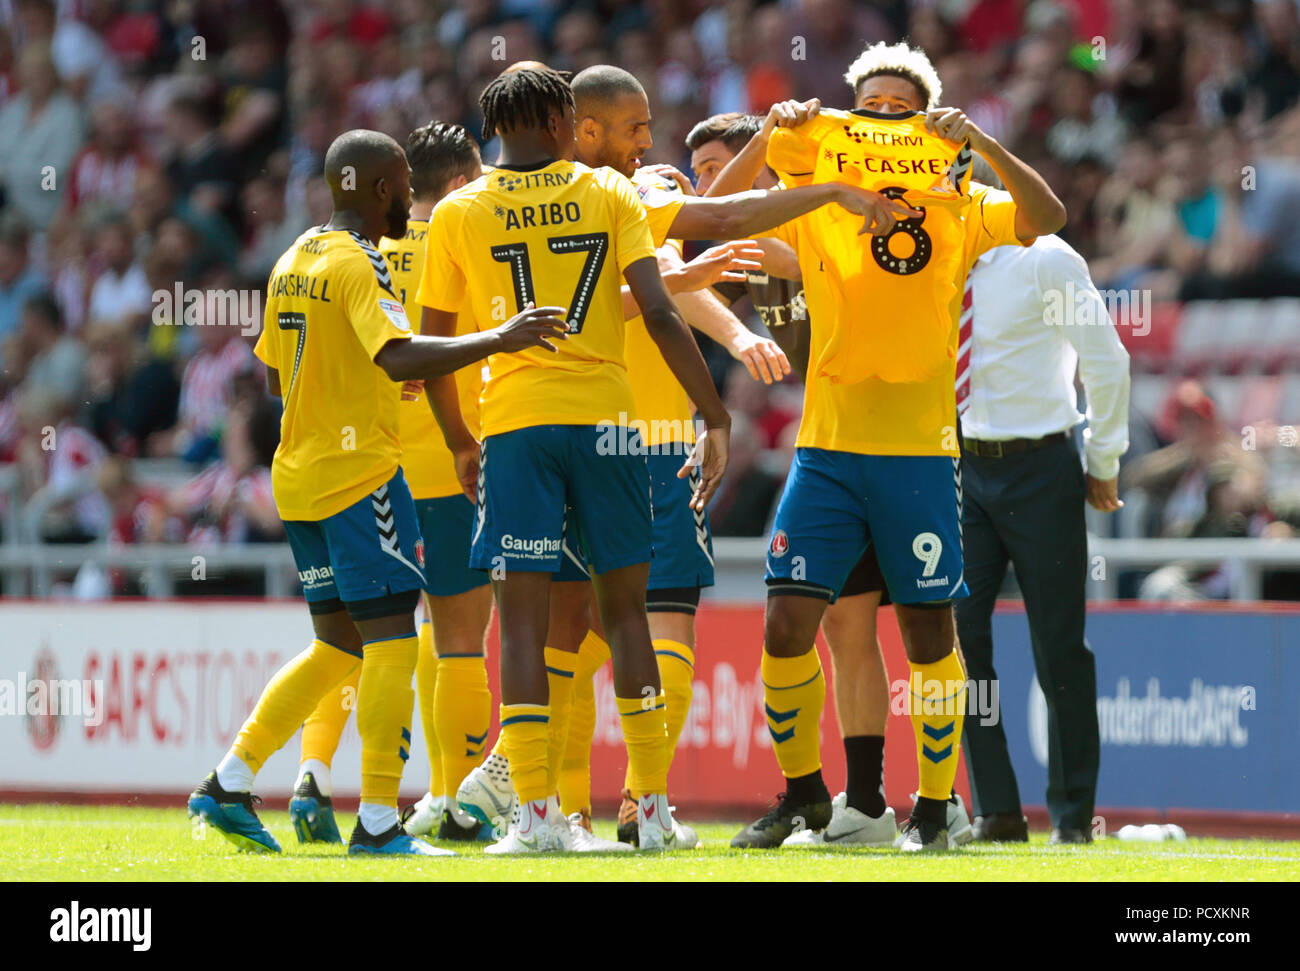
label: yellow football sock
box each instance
[435,654,491,797]
[559,631,610,814]
[500,703,550,804]
[357,633,419,807]
[656,639,694,767]
[762,647,826,779]
[414,621,442,797]
[300,664,360,766]
[909,649,967,801]
[623,639,696,794]
[232,639,358,772]
[618,692,669,796]
[544,647,578,793]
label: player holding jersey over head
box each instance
[727,41,1067,852]
[452,62,919,847]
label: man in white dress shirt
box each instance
[955,228,1130,845]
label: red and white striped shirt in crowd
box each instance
[66,147,148,211]
[172,461,277,544]
[48,422,111,536]
[177,338,255,440]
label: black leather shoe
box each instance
[970,813,1029,842]
[1049,826,1093,845]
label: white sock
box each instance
[215,751,255,793]
[295,758,332,796]
[359,802,398,836]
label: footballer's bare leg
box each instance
[821,593,887,737]
[492,573,552,706]
[821,593,891,816]
[648,610,694,649]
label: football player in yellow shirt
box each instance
[451,64,920,847]
[286,122,500,845]
[186,128,566,857]
[419,66,736,853]
[719,42,1066,851]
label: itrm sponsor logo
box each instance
[49,901,151,951]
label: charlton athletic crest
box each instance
[769,529,789,558]
[415,539,426,568]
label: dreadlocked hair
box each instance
[479,67,575,141]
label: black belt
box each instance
[961,431,1068,458]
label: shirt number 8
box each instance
[871,186,931,276]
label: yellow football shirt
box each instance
[255,227,414,520]
[768,108,974,385]
[622,167,692,445]
[417,160,657,437]
[379,219,483,500]
[778,185,1023,457]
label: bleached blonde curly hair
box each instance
[843,41,942,110]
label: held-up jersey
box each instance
[255,227,414,520]
[418,160,657,437]
[778,184,1024,457]
[621,168,692,446]
[766,107,973,386]
[379,219,483,500]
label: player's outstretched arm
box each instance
[669,182,921,241]
[623,256,731,511]
[373,304,569,381]
[657,245,789,384]
[925,106,1066,240]
[619,242,762,318]
[704,98,821,198]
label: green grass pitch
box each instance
[5,804,1298,882]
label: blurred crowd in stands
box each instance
[0,0,1297,599]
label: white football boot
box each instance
[456,750,515,835]
[783,791,897,847]
[399,792,444,837]
[567,811,635,852]
[637,793,676,850]
[483,798,558,855]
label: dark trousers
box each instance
[955,436,1100,830]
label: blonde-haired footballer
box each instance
[452,63,920,848]
[714,40,1067,851]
